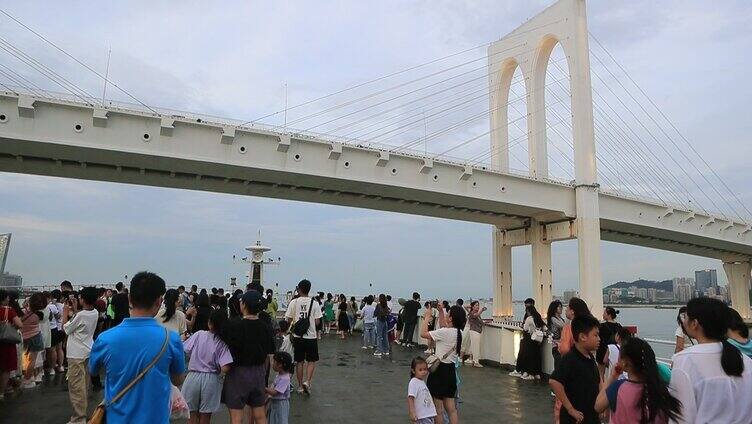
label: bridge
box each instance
[0,0,750,319]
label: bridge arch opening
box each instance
[507,64,530,176]
[533,36,575,182]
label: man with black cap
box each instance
[285,279,322,395]
[223,289,275,423]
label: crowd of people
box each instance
[502,294,752,424]
[2,276,752,424]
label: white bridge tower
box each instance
[489,0,602,317]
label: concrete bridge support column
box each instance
[492,227,513,319]
[531,220,553,311]
[575,187,603,314]
[569,0,603,315]
[723,261,751,320]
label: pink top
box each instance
[606,379,667,424]
[21,310,40,340]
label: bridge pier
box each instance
[530,220,553,312]
[723,261,752,320]
[492,226,514,319]
[575,186,603,315]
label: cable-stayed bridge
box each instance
[0,0,749,318]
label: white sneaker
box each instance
[463,358,473,365]
[424,349,433,354]
[374,352,382,357]
[302,381,311,395]
[57,366,65,373]
[509,371,522,377]
[22,379,36,389]
[361,346,368,350]
[473,362,484,368]
[521,372,530,379]
[34,374,43,383]
[522,374,535,380]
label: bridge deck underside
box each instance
[0,94,750,261]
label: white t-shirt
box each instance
[606,344,627,380]
[39,307,52,347]
[155,307,187,336]
[429,327,460,363]
[361,304,376,324]
[63,309,99,360]
[285,296,323,339]
[408,377,437,419]
[669,342,752,424]
[54,302,65,330]
[47,303,60,330]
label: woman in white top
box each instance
[603,327,632,380]
[420,302,466,424]
[156,289,188,339]
[669,297,752,424]
[673,306,696,353]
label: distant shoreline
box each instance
[604,303,680,309]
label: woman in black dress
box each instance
[337,294,350,339]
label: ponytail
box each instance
[721,339,744,377]
[448,305,467,355]
[621,338,682,422]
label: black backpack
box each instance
[292,298,315,338]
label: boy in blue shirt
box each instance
[89,272,185,424]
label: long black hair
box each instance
[526,305,545,328]
[378,294,388,309]
[568,297,591,319]
[686,297,744,376]
[208,308,230,345]
[162,289,179,323]
[448,305,467,355]
[546,300,562,329]
[620,337,682,422]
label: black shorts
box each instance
[221,364,267,409]
[292,337,319,363]
[50,328,64,346]
[427,361,457,399]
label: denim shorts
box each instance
[23,333,44,353]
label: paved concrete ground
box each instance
[2,335,553,423]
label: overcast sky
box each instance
[1,1,750,299]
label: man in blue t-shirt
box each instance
[89,272,185,424]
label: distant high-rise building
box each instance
[672,277,694,293]
[676,284,693,303]
[0,233,10,275]
[563,290,578,303]
[0,273,22,287]
[636,288,649,300]
[695,269,718,293]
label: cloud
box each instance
[0,1,748,297]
